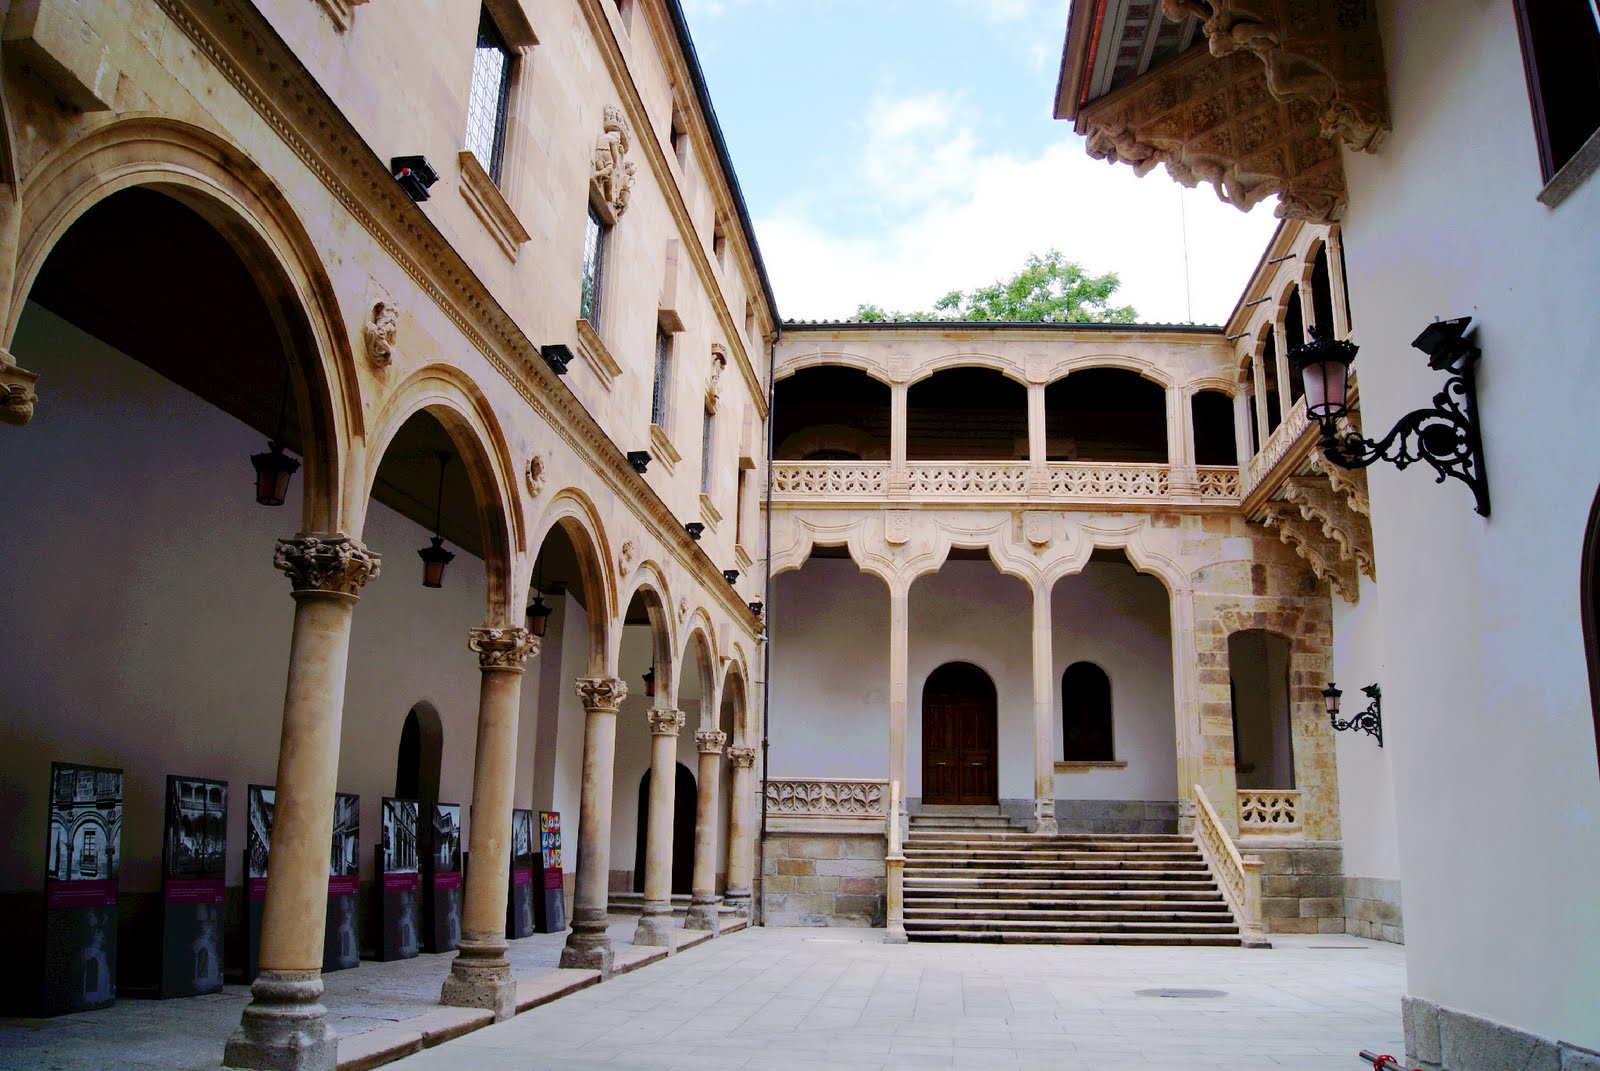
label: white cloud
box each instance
[759,97,1280,325]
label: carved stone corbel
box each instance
[362,300,398,367]
[1280,474,1375,580]
[1162,0,1390,153]
[591,105,637,221]
[1260,505,1358,599]
[0,354,39,426]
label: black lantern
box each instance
[1324,681,1383,746]
[418,452,456,588]
[685,522,705,541]
[391,155,439,202]
[525,556,554,637]
[626,450,652,474]
[1287,318,1489,517]
[251,369,301,506]
[251,440,301,507]
[642,667,656,698]
[541,343,573,376]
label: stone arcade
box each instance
[1,2,1598,1071]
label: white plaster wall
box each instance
[1331,577,1400,881]
[550,594,592,874]
[1341,0,1600,1045]
[769,561,891,779]
[0,304,546,893]
[1050,562,1178,801]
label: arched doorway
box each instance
[921,662,998,805]
[633,763,696,894]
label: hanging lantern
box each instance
[642,667,656,698]
[526,594,553,637]
[250,440,301,507]
[418,451,455,588]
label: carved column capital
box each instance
[0,354,40,427]
[695,730,727,755]
[469,626,538,669]
[727,746,757,769]
[574,677,627,713]
[273,536,381,595]
[648,708,686,736]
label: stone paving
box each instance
[0,925,1405,1071]
[389,928,1406,1071]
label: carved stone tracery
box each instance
[273,535,382,595]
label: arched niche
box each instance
[773,366,891,460]
[1044,368,1167,462]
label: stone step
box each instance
[903,905,1234,923]
[910,805,1007,817]
[904,876,1220,893]
[905,847,1203,862]
[905,835,1192,849]
[905,929,1243,947]
[904,895,1230,912]
[909,817,1020,828]
[904,858,1208,874]
[909,831,1191,841]
[904,916,1240,934]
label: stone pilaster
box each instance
[1030,582,1058,835]
[634,708,686,949]
[441,627,537,1020]
[685,729,726,932]
[559,677,627,976]
[226,536,379,1071]
[723,746,757,917]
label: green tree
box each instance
[851,251,1137,324]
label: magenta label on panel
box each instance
[248,876,269,901]
[327,875,359,897]
[544,869,563,891]
[512,867,533,886]
[47,879,117,909]
[383,872,419,893]
[164,878,225,905]
[432,871,462,890]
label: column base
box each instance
[684,896,721,933]
[1033,817,1059,835]
[439,936,516,1021]
[884,927,908,945]
[633,903,677,949]
[223,969,335,1071]
[559,909,615,977]
[723,889,751,919]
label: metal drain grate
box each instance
[1134,988,1227,999]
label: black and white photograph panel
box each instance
[47,764,122,883]
[382,797,419,874]
[329,793,359,877]
[511,808,532,867]
[164,776,227,881]
[432,803,461,873]
[246,785,275,880]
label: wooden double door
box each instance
[922,662,998,806]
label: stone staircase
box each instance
[902,809,1243,945]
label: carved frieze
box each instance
[575,677,628,712]
[1162,0,1390,153]
[1079,46,1347,222]
[695,729,727,754]
[591,105,637,220]
[469,626,538,669]
[274,535,382,594]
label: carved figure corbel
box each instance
[591,105,637,219]
[705,348,727,413]
[525,454,546,499]
[618,538,638,577]
[362,300,399,367]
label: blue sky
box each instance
[680,0,1281,325]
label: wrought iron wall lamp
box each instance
[1288,318,1489,516]
[1323,682,1382,746]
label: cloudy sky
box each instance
[680,0,1281,326]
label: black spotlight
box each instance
[626,451,651,474]
[541,343,574,376]
[391,156,439,202]
[685,522,705,541]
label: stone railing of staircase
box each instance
[764,777,890,834]
[1193,784,1271,947]
[769,461,1241,507]
[1236,789,1303,834]
[885,779,907,944]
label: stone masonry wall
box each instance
[1345,876,1404,943]
[762,833,886,926]
[1247,840,1346,935]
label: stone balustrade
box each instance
[770,461,1241,507]
[1237,789,1303,834]
[1192,784,1269,947]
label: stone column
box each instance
[559,677,627,976]
[685,729,727,932]
[1026,382,1049,494]
[889,383,909,494]
[1234,391,1256,462]
[635,708,686,948]
[1251,349,1270,446]
[723,746,757,917]
[440,626,536,1020]
[1169,386,1196,494]
[225,536,380,1071]
[1030,580,1058,835]
[888,585,909,798]
[0,349,40,426]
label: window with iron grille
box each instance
[466,8,514,183]
[1514,0,1600,183]
[581,204,608,325]
[652,329,672,426]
